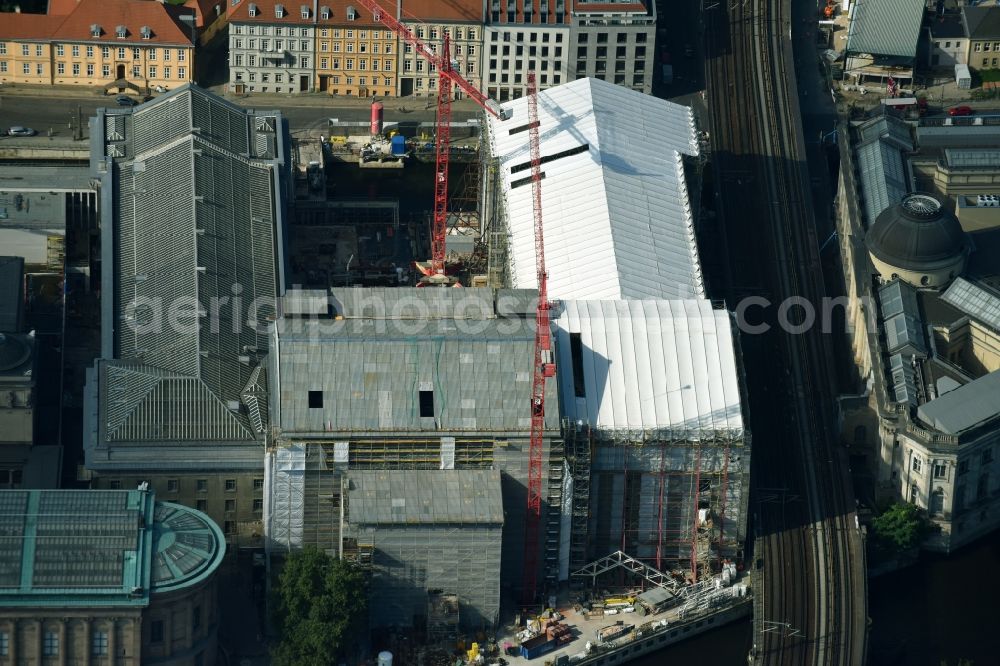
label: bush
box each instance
[871,502,930,553]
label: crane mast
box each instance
[522,70,552,604]
[354,0,508,284]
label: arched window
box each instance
[920,275,930,286]
[854,425,866,445]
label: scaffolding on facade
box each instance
[427,591,461,643]
[565,422,592,578]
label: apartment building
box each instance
[963,6,1000,71]
[482,0,571,101]
[396,0,483,98]
[0,0,195,92]
[570,0,655,95]
[228,0,318,94]
[314,1,397,97]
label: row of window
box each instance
[576,45,646,59]
[0,629,109,657]
[974,41,1000,52]
[490,44,561,57]
[0,43,186,60]
[110,477,263,492]
[911,447,993,477]
[8,62,189,79]
[491,31,564,43]
[578,32,648,44]
[233,38,313,51]
[491,10,564,23]
[233,54,310,68]
[233,25,399,40]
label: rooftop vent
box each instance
[90,23,101,37]
[275,3,284,17]
[116,25,127,39]
[140,25,152,39]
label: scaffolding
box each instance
[565,422,592,577]
[427,591,461,643]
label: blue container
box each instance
[520,635,556,660]
[391,135,407,156]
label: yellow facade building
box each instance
[314,1,398,97]
[0,0,194,93]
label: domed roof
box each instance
[866,194,969,272]
[0,333,32,373]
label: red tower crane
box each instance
[522,70,554,604]
[354,0,509,285]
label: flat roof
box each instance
[917,369,1000,435]
[347,469,503,525]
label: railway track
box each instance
[704,0,868,663]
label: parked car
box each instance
[115,95,136,106]
[7,126,36,136]
[948,105,973,116]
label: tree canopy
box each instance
[872,502,929,553]
[271,547,368,666]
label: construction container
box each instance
[370,101,384,135]
[391,134,406,156]
[520,634,557,660]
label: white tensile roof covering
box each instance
[554,300,744,435]
[488,77,703,302]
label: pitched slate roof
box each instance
[1,0,194,45]
[963,6,1000,41]
[845,0,925,58]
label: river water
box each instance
[632,531,1000,665]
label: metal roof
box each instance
[346,469,504,525]
[487,77,704,301]
[916,125,1000,148]
[879,279,919,319]
[553,300,744,437]
[0,256,24,333]
[855,129,910,226]
[328,287,539,319]
[272,291,559,434]
[0,489,224,607]
[917,369,1000,435]
[845,0,925,58]
[879,280,926,355]
[889,353,919,406]
[94,84,285,446]
[941,277,1000,331]
[943,148,1000,169]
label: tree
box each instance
[871,502,929,553]
[271,547,368,666]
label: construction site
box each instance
[264,6,753,661]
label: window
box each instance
[196,499,207,511]
[21,44,28,56]
[419,390,434,417]
[132,47,140,59]
[909,484,918,503]
[225,479,237,491]
[103,46,110,58]
[151,620,164,643]
[56,44,65,56]
[44,631,59,656]
[0,631,7,656]
[333,42,341,52]
[37,63,44,75]
[164,66,171,78]
[384,60,392,71]
[912,456,922,473]
[57,63,65,75]
[148,65,157,77]
[178,67,186,79]
[167,479,179,492]
[301,40,308,50]
[117,26,127,38]
[359,58,367,69]
[254,477,264,490]
[976,43,982,52]
[309,390,323,408]
[118,47,126,59]
[87,63,94,76]
[301,56,308,67]
[91,630,108,656]
[0,63,5,74]
[234,54,243,66]
[164,49,171,61]
[0,44,5,55]
[347,42,354,53]
[225,499,236,512]
[71,63,80,76]
[253,498,264,512]
[933,463,947,480]
[72,45,80,57]
[196,479,208,492]
[984,449,994,464]
[87,45,94,57]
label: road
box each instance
[0,91,474,141]
[703,0,868,664]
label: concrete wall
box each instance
[570,24,655,96]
